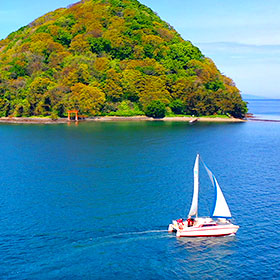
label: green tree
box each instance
[102,69,123,101]
[170,99,184,114]
[139,76,170,108]
[145,100,166,118]
[68,83,105,115]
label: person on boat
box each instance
[187,217,194,227]
[176,218,184,229]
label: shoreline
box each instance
[0,116,245,124]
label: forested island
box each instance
[0,0,247,119]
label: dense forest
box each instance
[0,0,247,118]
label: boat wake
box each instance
[73,229,169,249]
[110,229,168,236]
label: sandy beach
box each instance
[0,116,245,124]
[92,116,245,122]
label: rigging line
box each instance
[199,154,207,170]
[204,195,211,214]
[197,154,215,216]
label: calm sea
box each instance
[247,99,280,120]
[0,103,280,279]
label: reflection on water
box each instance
[177,234,237,252]
[176,236,237,279]
[67,121,80,126]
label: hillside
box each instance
[0,0,247,118]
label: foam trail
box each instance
[92,229,168,241]
[73,229,169,249]
[111,229,168,236]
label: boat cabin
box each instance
[199,223,217,227]
[193,217,217,227]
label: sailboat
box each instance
[168,154,239,237]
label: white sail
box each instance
[188,154,199,217]
[203,163,232,218]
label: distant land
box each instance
[0,0,247,119]
[242,94,266,100]
[243,94,280,100]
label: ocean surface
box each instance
[247,99,280,120]
[1,101,280,279]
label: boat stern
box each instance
[168,220,180,232]
[168,224,175,232]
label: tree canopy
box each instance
[0,0,247,118]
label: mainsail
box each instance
[203,162,232,218]
[188,154,199,217]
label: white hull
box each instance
[176,224,239,237]
[168,218,239,237]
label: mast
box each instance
[188,154,199,218]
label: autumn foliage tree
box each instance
[68,83,105,115]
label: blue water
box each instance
[0,120,280,279]
[247,99,280,120]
